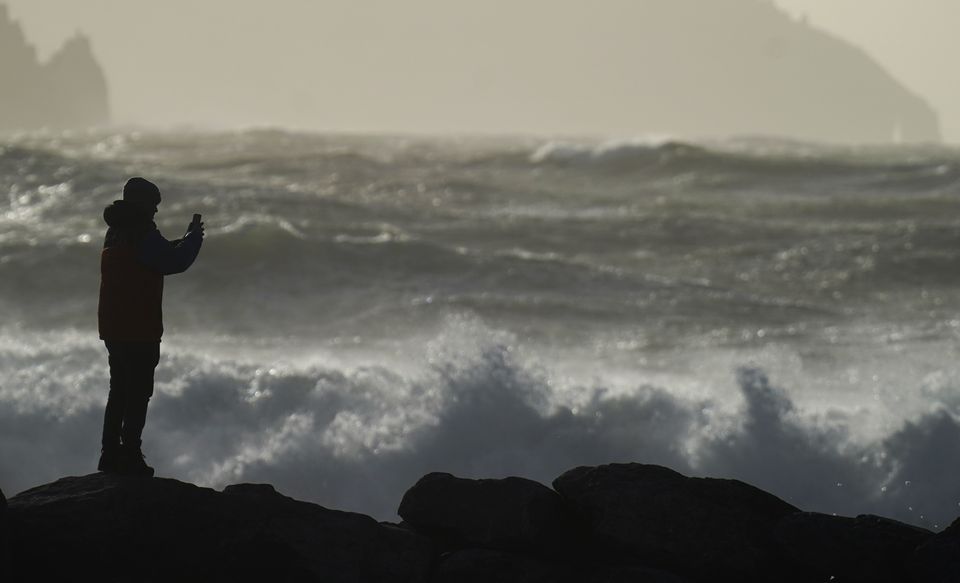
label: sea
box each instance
[1,129,959,528]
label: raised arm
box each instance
[138,227,203,275]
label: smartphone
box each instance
[192,213,202,224]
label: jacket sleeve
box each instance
[137,229,203,275]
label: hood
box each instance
[103,200,153,229]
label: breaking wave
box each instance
[1,321,958,529]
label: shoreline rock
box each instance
[4,463,958,582]
[0,486,9,570]
[553,463,800,580]
[7,473,431,582]
[398,472,581,556]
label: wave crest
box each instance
[530,137,707,167]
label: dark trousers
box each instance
[102,341,160,450]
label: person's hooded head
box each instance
[123,177,161,211]
[102,178,161,242]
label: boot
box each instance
[97,445,123,474]
[119,444,155,477]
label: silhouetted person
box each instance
[97,177,204,476]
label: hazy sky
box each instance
[4,0,958,141]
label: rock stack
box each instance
[0,3,110,132]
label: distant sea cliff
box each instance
[0,2,941,143]
[617,0,942,143]
[0,3,109,132]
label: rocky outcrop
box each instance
[5,463,959,582]
[0,486,9,570]
[774,512,932,582]
[398,472,580,555]
[0,3,109,132]
[431,549,572,583]
[552,463,799,580]
[6,474,432,582]
[913,517,960,582]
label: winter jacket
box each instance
[97,200,203,342]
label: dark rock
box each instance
[432,548,693,583]
[773,512,932,583]
[222,482,282,499]
[590,565,693,583]
[552,463,799,581]
[432,549,575,583]
[8,473,431,583]
[912,516,960,583]
[398,472,580,555]
[7,465,956,582]
[0,486,8,572]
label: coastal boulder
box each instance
[552,463,799,581]
[0,486,8,569]
[590,565,693,583]
[912,516,960,582]
[8,473,432,582]
[773,512,932,583]
[398,472,580,554]
[432,549,573,583]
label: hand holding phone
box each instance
[189,213,205,238]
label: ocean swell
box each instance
[2,129,960,532]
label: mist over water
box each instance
[2,129,960,528]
